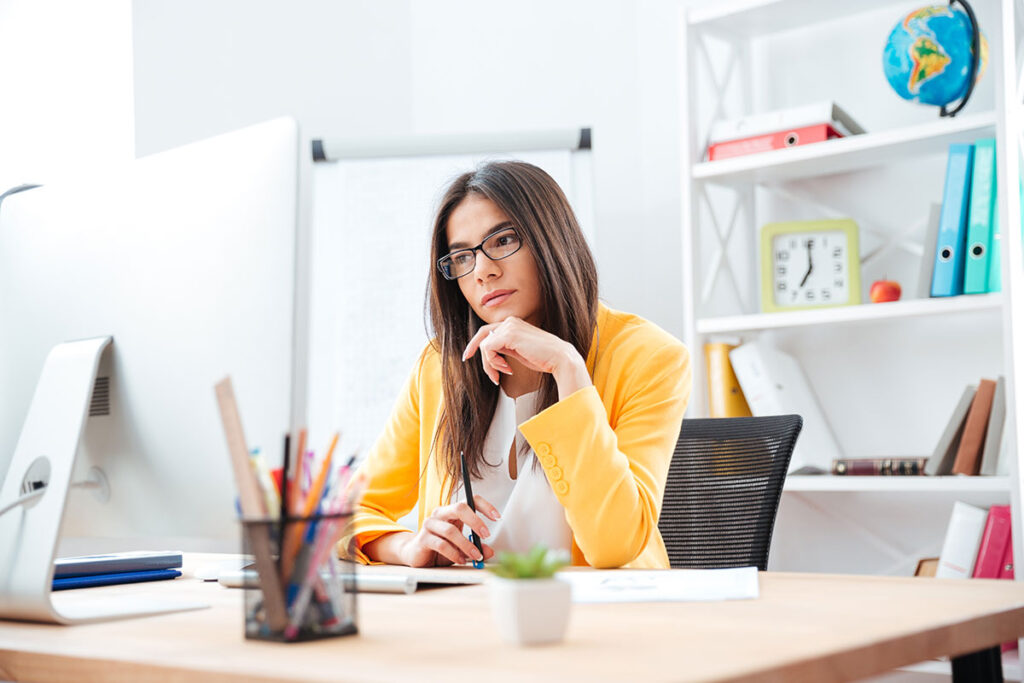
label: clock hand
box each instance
[799,242,813,287]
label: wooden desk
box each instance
[1,555,1023,682]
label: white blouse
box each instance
[452,388,572,556]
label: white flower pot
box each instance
[489,576,571,646]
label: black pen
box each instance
[460,450,485,569]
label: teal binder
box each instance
[964,138,996,294]
[931,144,974,297]
[989,200,1002,293]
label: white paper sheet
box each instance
[559,567,760,603]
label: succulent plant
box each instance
[488,544,569,579]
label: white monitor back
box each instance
[0,117,305,552]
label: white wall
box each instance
[0,0,135,189]
[131,0,690,340]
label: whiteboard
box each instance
[306,147,594,461]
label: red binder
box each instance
[972,505,1012,578]
[707,123,844,161]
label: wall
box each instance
[131,0,690,340]
[0,0,135,189]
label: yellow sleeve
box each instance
[517,341,691,568]
[344,348,428,564]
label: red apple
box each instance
[869,279,901,303]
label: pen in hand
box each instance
[460,450,485,569]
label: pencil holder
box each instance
[241,514,358,642]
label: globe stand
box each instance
[940,0,980,118]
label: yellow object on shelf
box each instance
[704,342,752,418]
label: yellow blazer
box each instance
[349,302,692,568]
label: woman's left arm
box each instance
[464,319,692,568]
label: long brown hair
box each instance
[427,161,598,485]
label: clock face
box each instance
[772,231,850,306]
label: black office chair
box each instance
[658,415,803,571]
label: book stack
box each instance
[922,139,1002,297]
[832,457,927,476]
[926,377,1006,476]
[706,101,865,162]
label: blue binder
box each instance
[931,143,974,297]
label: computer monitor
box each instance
[0,117,309,561]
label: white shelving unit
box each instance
[679,0,1024,590]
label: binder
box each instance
[728,340,842,472]
[972,505,1012,579]
[951,378,996,476]
[931,144,974,297]
[964,138,996,294]
[935,501,987,578]
[979,376,1006,476]
[988,200,1002,293]
[925,384,976,476]
[916,203,942,298]
[703,342,752,418]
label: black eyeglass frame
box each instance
[436,225,523,280]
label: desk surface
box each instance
[1,554,1023,682]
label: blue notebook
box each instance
[52,568,182,591]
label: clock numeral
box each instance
[791,291,799,302]
[833,247,842,258]
[822,290,831,301]
[776,251,789,261]
[790,239,797,249]
[806,290,815,301]
[776,281,787,291]
[835,279,844,288]
[805,238,815,250]
[777,266,787,276]
[834,263,842,273]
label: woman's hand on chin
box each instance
[462,317,591,400]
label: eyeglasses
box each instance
[437,226,523,280]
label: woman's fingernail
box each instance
[480,527,490,538]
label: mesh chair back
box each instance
[658,415,802,571]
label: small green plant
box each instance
[488,544,568,579]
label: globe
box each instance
[883,6,988,107]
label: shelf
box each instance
[689,0,937,39]
[784,476,1011,493]
[691,112,996,186]
[696,293,1002,335]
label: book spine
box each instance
[704,343,752,418]
[708,124,840,161]
[931,144,974,297]
[972,505,1012,578]
[964,138,996,294]
[832,458,927,475]
[951,378,997,476]
[935,501,988,579]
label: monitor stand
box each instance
[0,336,208,623]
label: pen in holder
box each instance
[241,513,358,642]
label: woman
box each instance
[349,161,691,569]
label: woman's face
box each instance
[444,194,543,326]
